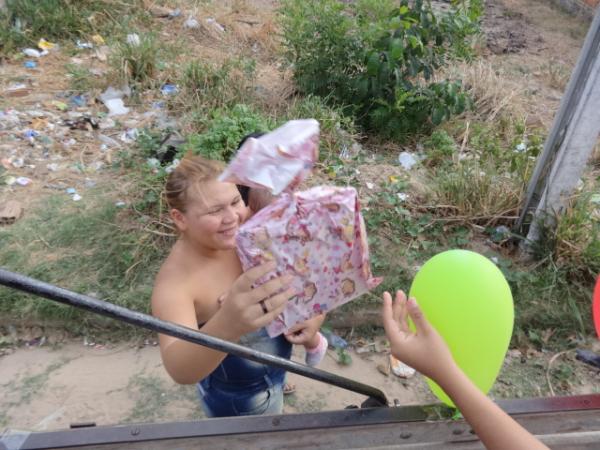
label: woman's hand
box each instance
[216,262,295,339]
[284,314,325,346]
[382,290,456,383]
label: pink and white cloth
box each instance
[220,120,382,337]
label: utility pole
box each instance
[516,8,600,245]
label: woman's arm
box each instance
[382,291,548,450]
[153,263,294,384]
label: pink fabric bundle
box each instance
[220,120,382,337]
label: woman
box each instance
[152,155,324,417]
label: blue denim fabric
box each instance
[197,328,292,417]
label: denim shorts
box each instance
[197,372,285,417]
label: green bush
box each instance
[183,104,276,161]
[280,0,480,140]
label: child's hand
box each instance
[284,314,325,346]
[382,290,456,383]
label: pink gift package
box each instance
[220,119,382,337]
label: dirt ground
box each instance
[1,334,598,432]
[1,0,599,435]
[0,339,435,431]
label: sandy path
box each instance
[0,341,433,432]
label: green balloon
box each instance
[409,250,514,406]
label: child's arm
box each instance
[248,187,274,214]
[382,291,549,450]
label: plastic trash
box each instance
[16,177,32,186]
[126,34,141,46]
[164,158,180,174]
[23,129,39,141]
[206,17,225,32]
[491,225,511,243]
[4,83,30,97]
[72,194,82,202]
[390,355,416,378]
[92,34,105,46]
[23,48,42,58]
[76,40,94,49]
[70,95,87,107]
[66,187,77,195]
[576,349,600,369]
[169,8,182,18]
[104,98,129,116]
[98,134,120,148]
[321,329,348,350]
[120,128,139,144]
[398,151,418,170]
[146,158,161,168]
[514,142,527,153]
[37,38,56,50]
[396,192,409,201]
[52,101,69,111]
[10,158,24,168]
[24,60,37,69]
[64,117,98,130]
[160,84,179,96]
[115,201,127,208]
[184,16,200,29]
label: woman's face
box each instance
[173,180,249,250]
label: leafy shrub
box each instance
[280,0,480,140]
[423,129,457,166]
[182,104,275,161]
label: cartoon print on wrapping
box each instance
[218,119,319,195]
[236,186,382,337]
[220,118,382,337]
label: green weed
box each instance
[423,129,457,166]
[65,63,94,92]
[0,192,165,331]
[125,373,198,422]
[285,95,359,164]
[1,358,70,406]
[111,32,160,87]
[530,193,600,280]
[0,0,143,57]
[177,58,256,114]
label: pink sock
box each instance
[305,332,328,367]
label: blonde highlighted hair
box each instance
[164,155,225,212]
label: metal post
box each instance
[0,268,388,407]
[516,8,600,242]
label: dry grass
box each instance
[432,162,525,227]
[537,58,571,91]
[442,60,527,124]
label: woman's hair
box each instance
[164,155,225,212]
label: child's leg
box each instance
[305,332,328,367]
